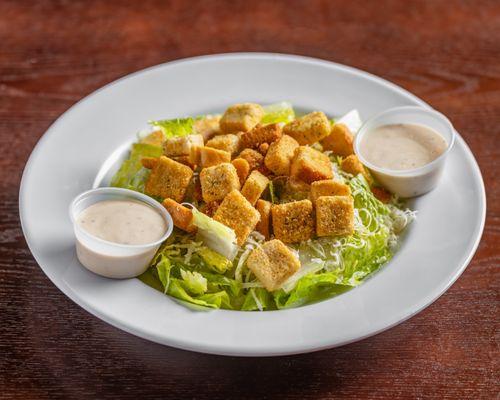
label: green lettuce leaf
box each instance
[197,247,232,273]
[241,288,274,311]
[262,102,295,124]
[150,117,197,138]
[110,143,162,191]
[168,279,231,309]
[156,255,173,293]
[274,273,351,309]
[180,269,207,295]
[192,208,238,260]
[202,273,242,297]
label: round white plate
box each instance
[19,53,486,356]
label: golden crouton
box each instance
[199,163,240,202]
[321,123,354,157]
[162,198,196,233]
[141,157,157,170]
[310,179,351,203]
[140,130,164,147]
[258,142,269,155]
[290,146,333,184]
[241,170,270,205]
[170,155,197,170]
[371,186,392,203]
[255,199,272,239]
[200,201,220,217]
[341,155,373,184]
[205,134,241,155]
[163,134,204,158]
[240,123,282,149]
[199,146,231,168]
[264,134,299,176]
[271,200,314,243]
[193,115,221,141]
[282,177,311,201]
[316,196,354,237]
[213,190,260,245]
[283,111,330,145]
[143,156,193,202]
[246,239,300,291]
[238,148,264,170]
[231,158,250,185]
[257,163,272,177]
[219,103,264,133]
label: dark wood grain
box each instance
[0,0,498,399]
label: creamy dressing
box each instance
[77,200,166,245]
[360,123,447,171]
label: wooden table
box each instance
[1,1,498,398]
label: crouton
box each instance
[316,196,354,237]
[199,163,240,202]
[257,163,272,177]
[143,156,193,202]
[341,155,373,184]
[255,199,272,239]
[219,103,264,133]
[264,134,299,176]
[200,201,220,217]
[371,186,392,203]
[163,134,204,158]
[183,173,202,203]
[193,115,221,141]
[241,170,270,205]
[140,130,164,147]
[206,134,241,155]
[310,179,351,203]
[213,190,260,245]
[283,111,330,145]
[240,123,282,149]
[238,148,264,170]
[290,146,333,183]
[271,200,314,243]
[321,123,354,157]
[171,155,196,169]
[162,198,196,233]
[282,177,311,201]
[141,157,158,169]
[258,142,269,155]
[199,146,231,168]
[231,158,250,185]
[246,239,300,291]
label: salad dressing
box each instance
[359,123,447,171]
[77,200,166,245]
[75,199,168,279]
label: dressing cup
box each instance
[353,106,456,197]
[69,187,173,278]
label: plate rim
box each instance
[19,52,487,356]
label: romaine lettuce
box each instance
[110,142,162,192]
[180,269,207,295]
[149,117,197,138]
[262,102,295,124]
[192,208,238,260]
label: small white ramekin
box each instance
[69,187,173,279]
[354,106,456,198]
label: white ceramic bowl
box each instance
[69,187,173,278]
[354,106,456,197]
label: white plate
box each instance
[19,53,486,356]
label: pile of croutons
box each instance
[140,103,380,291]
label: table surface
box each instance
[1,1,498,399]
